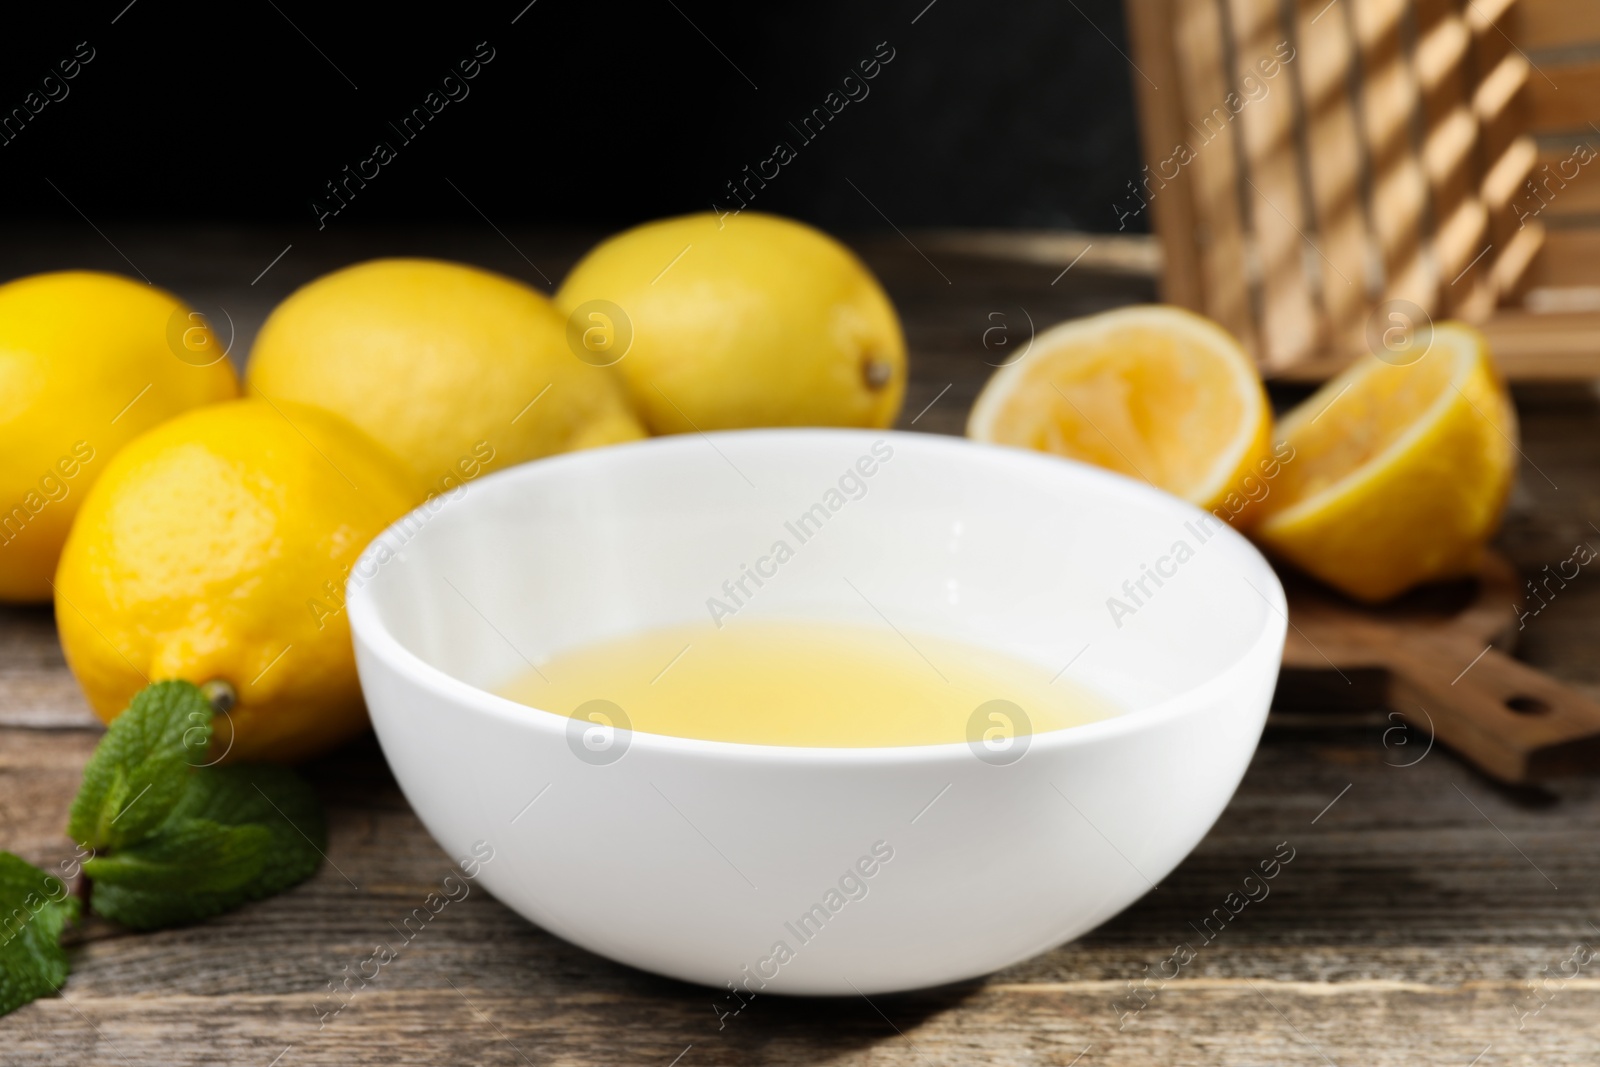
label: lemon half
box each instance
[967,305,1272,517]
[1253,321,1516,602]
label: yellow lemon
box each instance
[247,258,645,492]
[555,212,906,433]
[0,271,238,602]
[967,305,1273,518]
[54,398,421,763]
[1253,322,1516,602]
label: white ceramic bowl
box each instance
[348,429,1286,995]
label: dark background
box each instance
[0,0,1144,235]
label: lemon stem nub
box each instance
[201,679,237,714]
[862,355,893,390]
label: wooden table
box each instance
[4,229,1600,1065]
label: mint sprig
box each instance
[2,680,327,1016]
[68,681,210,851]
[0,853,79,1016]
[86,763,324,930]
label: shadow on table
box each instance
[626,970,987,1061]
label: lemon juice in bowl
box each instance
[498,619,1116,748]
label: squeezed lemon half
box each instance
[1252,321,1517,602]
[967,305,1273,517]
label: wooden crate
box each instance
[1124,0,1600,378]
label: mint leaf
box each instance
[86,765,324,930]
[68,681,211,851]
[62,680,327,932]
[81,819,271,894]
[0,852,78,1016]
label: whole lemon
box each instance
[0,271,238,602]
[247,258,646,492]
[555,212,906,433]
[54,398,421,763]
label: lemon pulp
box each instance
[966,305,1271,515]
[497,620,1116,748]
[1251,322,1516,602]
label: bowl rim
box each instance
[346,427,1287,767]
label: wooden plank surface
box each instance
[1526,59,1600,135]
[1520,0,1600,51]
[1230,0,1321,369]
[1170,0,1261,355]
[3,229,1600,1064]
[1528,141,1600,222]
[1294,0,1379,348]
[1124,0,1207,312]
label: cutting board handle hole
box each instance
[1506,695,1552,716]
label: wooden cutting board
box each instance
[1280,551,1600,784]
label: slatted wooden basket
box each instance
[1124,0,1600,378]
